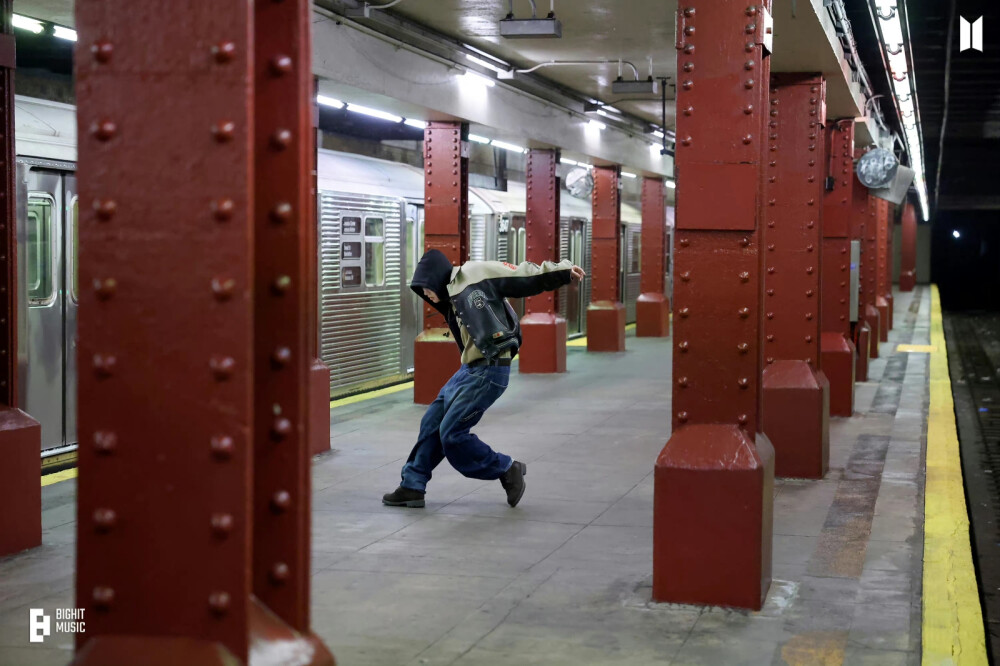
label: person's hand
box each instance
[570,265,586,283]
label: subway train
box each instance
[13,95,663,462]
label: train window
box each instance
[364,216,385,287]
[630,231,642,273]
[71,198,79,301]
[27,194,55,306]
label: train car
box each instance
[14,95,79,464]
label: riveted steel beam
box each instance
[520,148,567,374]
[874,196,889,344]
[636,177,669,338]
[899,202,916,291]
[587,165,625,352]
[654,0,775,611]
[414,121,468,403]
[820,119,857,417]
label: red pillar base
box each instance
[885,293,894,331]
[636,293,670,338]
[72,597,335,666]
[820,333,856,416]
[310,358,332,456]
[899,271,916,292]
[519,313,567,374]
[855,322,872,382]
[875,297,889,343]
[586,301,626,352]
[653,425,774,610]
[414,329,461,404]
[864,304,881,359]
[0,408,41,557]
[762,361,830,479]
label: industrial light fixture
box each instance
[651,130,665,139]
[346,103,403,123]
[499,0,562,38]
[12,14,43,33]
[871,0,928,220]
[468,134,492,144]
[587,119,606,131]
[464,52,510,76]
[461,71,495,88]
[53,25,77,41]
[403,119,427,129]
[621,171,637,179]
[560,157,580,166]
[665,180,676,189]
[612,57,659,95]
[317,95,345,109]
[491,140,525,154]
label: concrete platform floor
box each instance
[0,287,930,666]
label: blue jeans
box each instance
[400,364,512,492]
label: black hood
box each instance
[410,249,453,316]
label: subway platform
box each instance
[0,286,965,665]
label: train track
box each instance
[945,312,1000,661]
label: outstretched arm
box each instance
[452,259,584,299]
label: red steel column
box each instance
[414,122,468,403]
[874,197,889,343]
[850,168,872,380]
[856,163,880,361]
[819,120,856,416]
[0,0,42,558]
[520,149,566,373]
[636,177,670,337]
[884,202,894,330]
[654,0,775,610]
[73,2,333,664]
[760,74,829,480]
[899,201,917,291]
[587,165,626,351]
[309,82,331,456]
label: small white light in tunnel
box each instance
[953,230,961,239]
[346,104,403,123]
[317,95,345,109]
[621,171,637,179]
[468,134,492,144]
[403,119,427,129]
[559,157,580,166]
[461,71,495,88]
[666,180,676,189]
[53,25,77,41]
[12,14,43,33]
[652,130,665,139]
[491,140,525,154]
[587,119,606,130]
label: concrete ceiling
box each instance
[15,0,73,27]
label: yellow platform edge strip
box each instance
[899,344,938,353]
[41,467,78,487]
[923,284,988,665]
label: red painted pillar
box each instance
[884,202,894,330]
[413,122,468,403]
[587,165,626,352]
[899,202,917,291]
[309,83,331,456]
[520,149,567,373]
[72,1,333,664]
[636,177,670,337]
[850,168,872,381]
[819,120,856,416]
[856,165,880,361]
[875,198,890,343]
[0,0,42,558]
[760,74,829,480]
[654,0,774,610]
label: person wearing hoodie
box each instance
[382,249,585,509]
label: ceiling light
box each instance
[666,180,676,188]
[596,110,612,118]
[622,171,637,179]
[464,53,509,75]
[468,134,491,144]
[952,230,960,239]
[346,104,402,123]
[491,140,525,154]
[499,15,562,39]
[461,71,495,88]
[652,130,665,139]
[587,119,606,130]
[560,157,580,166]
[317,95,345,109]
[12,14,43,33]
[403,119,427,129]
[53,25,77,41]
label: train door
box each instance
[505,216,526,318]
[401,203,423,372]
[619,223,627,306]
[21,166,76,454]
[565,219,586,336]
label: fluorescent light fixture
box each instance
[12,14,43,33]
[491,140,525,154]
[587,119,606,130]
[560,157,580,166]
[346,104,403,123]
[468,134,492,144]
[461,71,495,88]
[665,179,676,188]
[649,143,662,156]
[652,130,665,139]
[600,105,622,115]
[403,119,427,129]
[317,95,345,109]
[53,25,77,41]
[952,230,961,239]
[596,109,613,118]
[464,53,508,75]
[622,171,637,179]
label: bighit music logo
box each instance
[960,16,983,52]
[29,608,86,643]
